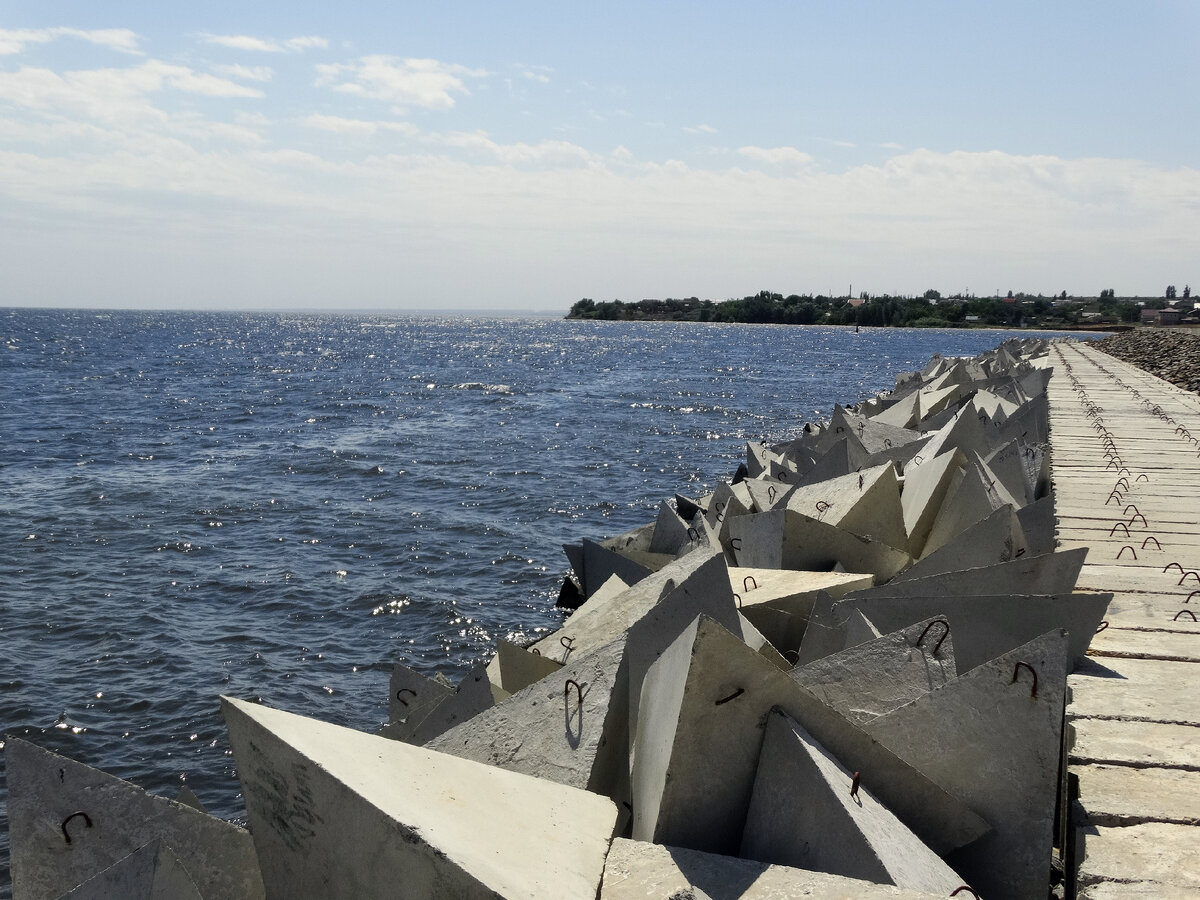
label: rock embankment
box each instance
[1093,329,1200,393]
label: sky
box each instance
[1,1,1198,311]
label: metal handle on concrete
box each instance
[61,811,92,844]
[395,688,416,706]
[915,619,950,657]
[1010,662,1038,699]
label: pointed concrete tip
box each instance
[221,695,619,900]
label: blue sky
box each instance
[2,2,1197,310]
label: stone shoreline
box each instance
[1094,328,1200,393]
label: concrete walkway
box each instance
[1046,340,1200,898]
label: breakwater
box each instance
[6,334,1114,898]
[1093,328,1200,393]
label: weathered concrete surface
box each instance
[222,696,618,900]
[1089,626,1200,662]
[5,737,264,900]
[866,629,1071,900]
[727,509,910,581]
[899,502,1026,580]
[899,448,965,558]
[1074,764,1200,827]
[1069,718,1200,770]
[60,840,203,900]
[381,662,453,742]
[1068,656,1200,725]
[784,463,908,551]
[427,638,629,798]
[630,616,987,857]
[580,537,654,597]
[791,617,956,728]
[599,837,946,900]
[739,710,965,894]
[1076,823,1200,893]
[855,547,1087,598]
[409,662,495,745]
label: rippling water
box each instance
[0,308,1081,890]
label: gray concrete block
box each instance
[599,837,946,899]
[631,616,987,856]
[1017,494,1057,555]
[485,638,565,695]
[899,448,966,558]
[1076,823,1200,892]
[222,696,619,900]
[1069,718,1200,770]
[796,437,869,487]
[174,785,206,813]
[1068,656,1200,725]
[784,463,908,551]
[832,591,1110,671]
[743,477,794,513]
[1074,763,1200,827]
[858,547,1088,599]
[740,709,966,894]
[791,617,956,728]
[871,391,920,430]
[410,663,494,745]
[866,629,1071,900]
[427,638,630,802]
[841,608,882,649]
[900,503,1027,580]
[60,840,203,900]
[382,662,454,742]
[5,738,264,900]
[727,510,910,582]
[581,537,653,598]
[920,462,1020,560]
[650,499,692,555]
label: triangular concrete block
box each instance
[485,638,565,695]
[831,591,1110,671]
[222,697,618,900]
[855,547,1087,600]
[785,463,907,550]
[900,448,966,557]
[995,393,1049,445]
[870,391,920,429]
[841,608,882,648]
[796,437,869,486]
[381,662,455,742]
[1017,495,1057,556]
[704,482,751,542]
[917,401,988,460]
[649,499,691,555]
[60,839,203,900]
[630,616,987,856]
[739,709,966,894]
[733,567,873,659]
[917,383,961,420]
[742,477,794,513]
[174,785,206,813]
[790,616,957,727]
[866,630,1071,900]
[581,538,653,598]
[920,462,1017,559]
[5,738,264,900]
[728,509,910,581]
[410,663,494,744]
[901,503,1026,579]
[427,638,630,801]
[983,439,1035,505]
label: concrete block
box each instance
[528,549,723,664]
[1069,718,1200,770]
[917,384,961,421]
[866,629,1071,900]
[901,503,1027,579]
[381,662,454,742]
[727,510,910,582]
[1017,494,1057,556]
[916,401,988,462]
[599,837,946,899]
[1068,656,1200,725]
[174,785,206,813]
[996,393,1049,445]
[881,547,1087,597]
[832,591,1110,671]
[222,696,619,900]
[410,663,494,745]
[983,439,1035,505]
[581,537,653,598]
[785,463,907,551]
[841,608,882,648]
[920,460,1022,559]
[745,441,778,479]
[791,617,957,728]
[5,738,264,900]
[60,840,202,900]
[871,391,920,430]
[485,638,565,696]
[899,448,966,558]
[796,437,869,486]
[1076,823,1200,893]
[650,499,692,555]
[601,521,656,555]
[827,408,927,456]
[1075,764,1200,827]
[428,638,630,801]
[704,482,751,540]
[631,616,987,856]
[743,477,794,513]
[739,710,966,894]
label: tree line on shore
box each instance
[567,289,1190,328]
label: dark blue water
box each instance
[0,309,1082,889]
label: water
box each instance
[0,309,1081,890]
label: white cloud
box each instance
[881,141,904,151]
[684,123,717,134]
[200,34,327,53]
[738,145,815,166]
[316,56,486,110]
[302,114,418,137]
[214,64,274,83]
[518,64,552,84]
[438,131,596,166]
[0,27,141,56]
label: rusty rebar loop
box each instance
[1142,536,1162,550]
[564,678,585,706]
[1010,661,1038,699]
[743,575,758,592]
[395,688,416,706]
[1164,562,1185,574]
[915,619,951,657]
[1129,513,1149,528]
[1116,545,1137,560]
[950,887,980,899]
[61,811,92,844]
[1114,477,1130,491]
[686,526,700,543]
[1096,621,1109,633]
[1109,522,1130,538]
[1179,571,1200,586]
[1186,590,1200,604]
[715,687,745,705]
[733,592,742,609]
[1173,610,1198,622]
[767,486,778,504]
[850,771,861,798]
[1106,491,1123,505]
